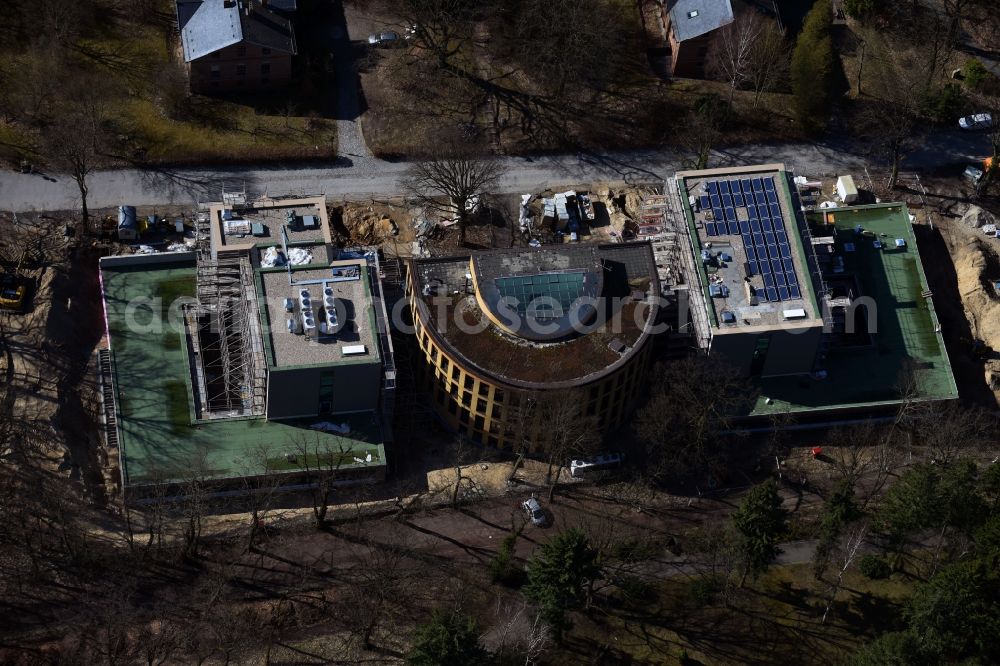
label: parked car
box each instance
[570,453,624,478]
[964,165,984,183]
[367,31,400,47]
[522,497,546,526]
[959,113,993,130]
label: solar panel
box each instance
[720,195,730,209]
[748,206,758,220]
[779,244,791,258]
[700,195,710,210]
[756,289,767,303]
[775,273,786,286]
[711,194,721,208]
[728,221,740,235]
[745,246,756,262]
[757,205,768,219]
[741,178,752,193]
[766,190,778,204]
[705,222,716,236]
[762,219,773,232]
[752,232,764,246]
[713,207,723,220]
[763,274,774,287]
[770,204,781,218]
[747,261,758,275]
[742,233,754,248]
[778,286,790,300]
[752,177,763,192]
[764,177,775,192]
[725,207,736,221]
[707,181,718,194]
[759,260,771,274]
[787,271,798,285]
[755,192,765,205]
[739,220,751,234]
[771,260,783,274]
[766,287,779,301]
[775,230,787,244]
[750,219,761,233]
[734,193,745,207]
[790,285,801,299]
[720,180,731,194]
[764,231,775,245]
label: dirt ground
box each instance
[902,177,1000,407]
[0,213,111,501]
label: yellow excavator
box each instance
[0,248,27,311]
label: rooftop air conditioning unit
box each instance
[283,297,295,312]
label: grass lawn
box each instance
[556,563,912,665]
[1,1,338,168]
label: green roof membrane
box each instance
[751,204,957,416]
[102,262,383,486]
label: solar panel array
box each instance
[697,176,801,302]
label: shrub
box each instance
[488,534,523,586]
[963,59,993,91]
[922,84,965,125]
[859,554,891,580]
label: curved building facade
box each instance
[405,242,661,453]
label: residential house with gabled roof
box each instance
[663,0,734,78]
[176,0,297,93]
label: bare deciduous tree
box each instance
[707,11,767,104]
[404,154,507,246]
[746,21,789,108]
[821,522,869,624]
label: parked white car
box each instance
[522,497,546,526]
[367,31,400,47]
[959,113,993,130]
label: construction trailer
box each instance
[836,175,859,204]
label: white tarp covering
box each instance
[261,246,313,268]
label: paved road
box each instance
[0,132,990,213]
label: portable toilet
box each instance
[117,206,139,240]
[836,175,859,204]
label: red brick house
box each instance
[663,0,734,78]
[177,0,297,93]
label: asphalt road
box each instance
[0,131,990,213]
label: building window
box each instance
[236,64,246,77]
[478,383,489,396]
[492,405,502,419]
[210,65,220,79]
[460,407,471,424]
[440,357,449,372]
[430,347,438,361]
[451,366,460,380]
[261,63,271,74]
[488,436,499,448]
[462,392,472,407]
[477,398,488,413]
[262,47,272,55]
[448,401,458,415]
[238,45,246,56]
[474,415,485,430]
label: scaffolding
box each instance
[189,211,267,418]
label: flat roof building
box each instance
[99,195,395,499]
[406,242,661,452]
[673,164,957,418]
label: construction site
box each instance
[2,161,998,508]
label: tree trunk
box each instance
[856,40,866,97]
[75,172,90,231]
